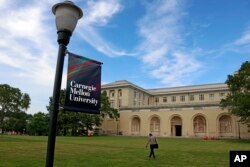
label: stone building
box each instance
[101,80,250,138]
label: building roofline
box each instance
[102,80,151,94]
[148,83,228,95]
[102,80,228,95]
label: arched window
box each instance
[150,117,160,134]
[193,115,206,134]
[131,117,140,135]
[219,115,232,133]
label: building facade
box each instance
[101,80,250,138]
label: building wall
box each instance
[119,108,250,138]
[101,117,119,135]
[101,81,250,138]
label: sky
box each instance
[0,0,250,114]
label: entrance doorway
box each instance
[171,116,182,136]
[175,125,182,136]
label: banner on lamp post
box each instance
[64,51,102,114]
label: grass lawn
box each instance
[0,135,250,167]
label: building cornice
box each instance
[119,102,221,111]
[102,80,228,95]
[149,83,228,95]
[102,80,151,94]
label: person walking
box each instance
[146,133,158,159]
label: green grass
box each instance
[0,135,250,167]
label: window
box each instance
[110,90,115,98]
[219,115,232,133]
[110,100,115,108]
[199,94,204,101]
[219,92,225,99]
[163,97,167,103]
[171,96,176,102]
[150,117,160,133]
[209,93,214,101]
[180,96,185,102]
[134,91,137,98]
[155,97,159,103]
[189,95,195,101]
[118,99,122,107]
[131,117,140,134]
[133,100,136,106]
[142,94,145,105]
[193,116,206,133]
[118,89,122,97]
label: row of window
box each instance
[155,93,225,103]
[108,89,226,107]
[109,89,122,98]
[110,89,225,101]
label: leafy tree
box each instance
[47,90,79,136]
[220,61,250,126]
[27,112,49,136]
[3,111,27,134]
[22,93,31,111]
[47,89,118,136]
[78,113,102,135]
[0,84,31,133]
[56,111,78,136]
[100,91,119,120]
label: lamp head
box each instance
[52,1,83,33]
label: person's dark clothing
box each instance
[149,144,155,158]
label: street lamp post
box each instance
[45,1,83,167]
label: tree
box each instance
[0,84,31,133]
[220,61,250,126]
[3,111,27,134]
[22,93,31,111]
[78,113,102,135]
[27,112,49,136]
[100,91,119,120]
[56,111,80,136]
[47,89,118,136]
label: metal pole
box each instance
[45,42,67,167]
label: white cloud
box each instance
[77,0,203,85]
[78,25,136,57]
[142,46,169,66]
[84,0,122,26]
[0,0,135,113]
[234,27,250,46]
[137,0,202,85]
[0,1,57,86]
[77,0,136,57]
[149,52,202,86]
[214,26,250,57]
[0,1,58,113]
